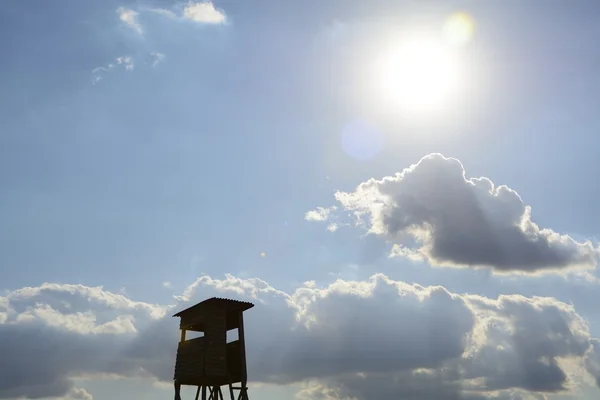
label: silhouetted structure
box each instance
[173,297,254,400]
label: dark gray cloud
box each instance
[312,153,597,273]
[258,276,474,383]
[0,274,598,399]
[297,371,550,400]
[463,295,591,393]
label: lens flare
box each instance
[443,12,475,47]
[340,118,384,161]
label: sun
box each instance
[373,33,463,115]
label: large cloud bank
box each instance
[308,153,597,273]
[1,274,599,399]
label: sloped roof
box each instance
[173,297,254,318]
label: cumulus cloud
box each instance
[314,153,597,273]
[117,7,142,34]
[183,2,227,24]
[463,294,591,393]
[1,274,599,399]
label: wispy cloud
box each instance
[149,52,166,67]
[116,56,134,71]
[91,55,141,85]
[182,2,227,24]
[143,2,227,25]
[117,7,142,34]
[91,66,109,75]
[148,8,177,19]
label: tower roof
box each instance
[173,297,254,318]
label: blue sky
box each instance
[2,1,600,399]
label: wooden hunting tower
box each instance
[173,297,254,400]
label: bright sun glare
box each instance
[373,12,475,116]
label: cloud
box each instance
[586,339,600,387]
[148,8,177,19]
[314,153,597,273]
[149,52,166,67]
[92,52,163,85]
[297,373,551,400]
[1,274,599,399]
[463,294,591,392]
[305,206,336,222]
[144,2,227,26]
[60,388,93,400]
[116,56,134,71]
[183,2,227,24]
[116,7,142,34]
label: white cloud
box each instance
[305,206,336,222]
[116,56,134,71]
[162,281,172,289]
[0,274,599,399]
[148,8,177,19]
[183,2,227,24]
[15,303,137,334]
[326,223,338,232]
[59,388,93,400]
[92,52,165,85]
[149,52,166,67]
[313,153,598,273]
[116,7,142,34]
[91,67,108,75]
[7,282,165,318]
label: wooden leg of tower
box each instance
[214,386,222,400]
[228,383,235,400]
[174,382,181,400]
[236,386,248,400]
[202,385,207,400]
[195,386,200,400]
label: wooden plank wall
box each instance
[174,337,205,380]
[226,340,242,383]
[204,308,227,377]
[180,312,204,330]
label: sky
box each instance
[1,0,600,399]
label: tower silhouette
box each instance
[173,297,254,400]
